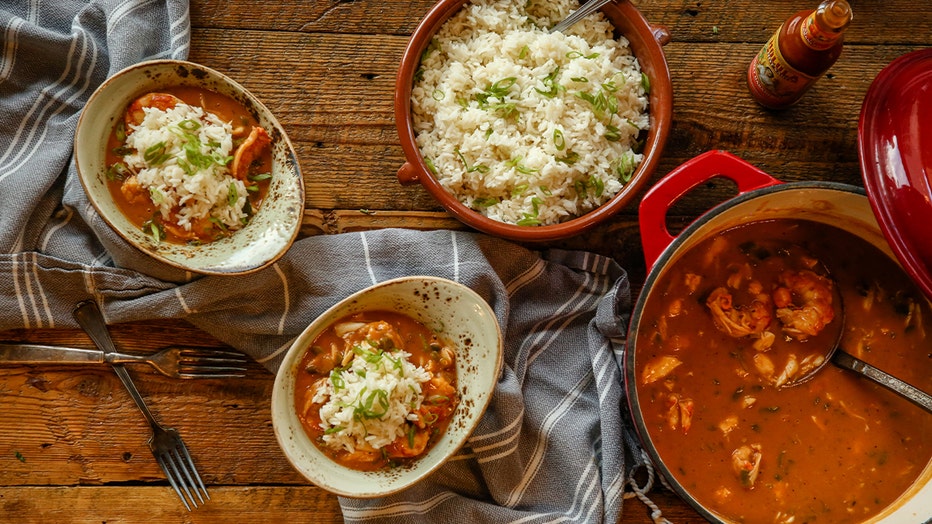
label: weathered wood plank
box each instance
[0,485,702,523]
[189,0,932,47]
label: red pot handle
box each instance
[639,150,782,270]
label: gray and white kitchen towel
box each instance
[0,1,661,522]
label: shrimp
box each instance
[706,286,774,338]
[123,92,182,131]
[231,126,271,180]
[731,444,763,488]
[773,269,836,340]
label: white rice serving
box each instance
[411,0,650,226]
[123,103,250,233]
[313,340,432,453]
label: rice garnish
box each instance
[313,340,432,453]
[123,102,250,234]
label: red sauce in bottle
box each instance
[748,0,852,109]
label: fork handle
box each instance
[73,301,162,429]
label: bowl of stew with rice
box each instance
[271,276,503,497]
[74,59,304,275]
[626,151,932,523]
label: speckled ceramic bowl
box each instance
[271,276,503,498]
[74,59,304,275]
[395,0,672,242]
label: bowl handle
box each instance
[638,150,782,270]
[397,162,420,186]
[651,24,671,46]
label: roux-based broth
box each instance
[635,219,932,523]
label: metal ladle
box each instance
[781,273,932,413]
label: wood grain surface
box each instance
[2,0,929,522]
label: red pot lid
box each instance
[859,48,932,300]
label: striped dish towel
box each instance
[0,2,660,522]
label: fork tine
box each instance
[178,365,247,376]
[178,348,249,362]
[175,438,210,502]
[178,373,247,379]
[175,348,248,379]
[155,450,194,511]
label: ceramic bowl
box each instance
[394,0,673,242]
[74,59,304,275]
[271,276,503,498]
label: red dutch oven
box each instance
[858,48,932,301]
[624,150,932,523]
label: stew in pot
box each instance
[634,218,931,523]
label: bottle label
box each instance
[801,12,839,50]
[747,29,816,108]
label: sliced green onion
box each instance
[553,129,566,151]
[227,183,239,207]
[640,72,651,93]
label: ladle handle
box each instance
[832,351,932,413]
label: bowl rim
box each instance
[74,58,305,276]
[271,275,504,497]
[393,0,673,242]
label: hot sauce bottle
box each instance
[748,0,852,109]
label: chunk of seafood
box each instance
[731,443,763,487]
[386,426,430,458]
[231,126,272,180]
[664,393,694,434]
[752,352,775,381]
[342,320,405,353]
[718,415,740,436]
[641,355,682,385]
[773,269,836,340]
[706,286,774,338]
[684,273,702,294]
[119,175,148,205]
[124,92,181,130]
[774,353,826,387]
[773,353,801,388]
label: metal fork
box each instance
[73,300,210,511]
[550,0,614,33]
[0,343,248,379]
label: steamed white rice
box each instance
[411,0,649,226]
[313,340,432,453]
[123,103,250,233]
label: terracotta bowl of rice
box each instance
[74,59,304,275]
[271,276,503,498]
[395,0,672,242]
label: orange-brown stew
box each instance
[294,311,459,471]
[104,86,272,244]
[635,219,931,523]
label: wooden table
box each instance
[2,1,929,522]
